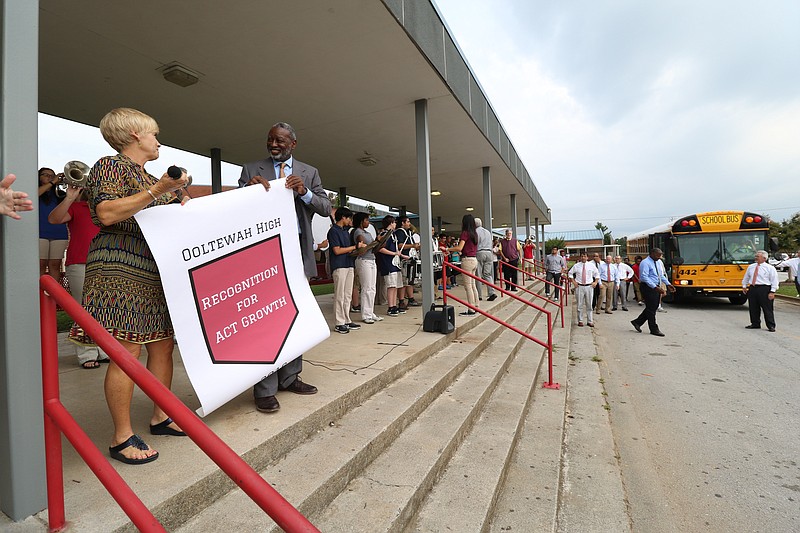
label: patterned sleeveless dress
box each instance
[69,154,175,345]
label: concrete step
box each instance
[487,302,572,533]
[407,308,570,533]
[312,303,549,532]
[173,294,539,532]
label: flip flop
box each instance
[109,435,158,465]
[97,358,111,364]
[149,417,187,437]
[81,360,101,369]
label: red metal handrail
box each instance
[443,261,559,390]
[39,275,319,533]
[498,260,568,329]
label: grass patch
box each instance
[591,355,602,362]
[598,378,605,384]
[568,354,579,362]
[603,403,611,411]
[57,311,73,333]
[311,283,334,296]
[776,285,798,297]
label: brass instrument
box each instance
[54,161,90,198]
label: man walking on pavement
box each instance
[569,252,600,327]
[630,248,674,336]
[544,246,566,300]
[742,250,779,332]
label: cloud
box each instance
[435,0,800,237]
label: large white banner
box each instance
[135,183,330,416]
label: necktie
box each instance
[279,162,287,179]
[751,263,759,285]
[582,264,587,284]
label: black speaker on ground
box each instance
[423,304,455,334]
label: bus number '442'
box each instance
[679,269,698,275]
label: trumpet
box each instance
[54,161,90,198]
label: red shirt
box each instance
[523,243,534,259]
[631,263,640,282]
[65,201,100,266]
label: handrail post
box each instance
[39,288,66,532]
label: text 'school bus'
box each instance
[626,211,777,305]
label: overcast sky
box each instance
[39,1,799,240]
[433,0,800,238]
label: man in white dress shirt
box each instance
[568,252,600,327]
[742,250,779,332]
[595,255,618,314]
[776,250,800,297]
[613,255,633,311]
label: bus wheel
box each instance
[728,295,747,305]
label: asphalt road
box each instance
[594,296,799,533]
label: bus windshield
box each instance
[676,231,767,265]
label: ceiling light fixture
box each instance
[161,63,200,87]
[431,190,441,196]
[465,207,474,212]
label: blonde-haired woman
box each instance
[69,107,189,464]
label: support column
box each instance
[210,148,222,194]
[482,167,492,234]
[415,99,434,311]
[534,217,539,262]
[509,194,518,241]
[541,223,546,260]
[338,187,347,208]
[524,209,531,240]
[0,0,47,519]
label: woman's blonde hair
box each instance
[99,108,159,152]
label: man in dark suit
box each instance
[239,122,332,413]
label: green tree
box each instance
[770,212,800,252]
[615,236,627,256]
[595,221,612,245]
[545,237,566,251]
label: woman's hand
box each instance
[1,174,34,219]
[152,170,190,196]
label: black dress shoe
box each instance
[280,377,318,395]
[650,330,665,337]
[255,395,280,413]
[768,327,776,332]
[630,320,642,333]
[487,294,497,302]
[745,324,761,329]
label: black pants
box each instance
[747,285,775,329]
[502,258,519,289]
[545,271,561,296]
[633,283,661,333]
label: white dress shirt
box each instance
[569,261,600,284]
[742,261,779,291]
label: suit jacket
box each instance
[239,157,332,278]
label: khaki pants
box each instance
[332,267,355,326]
[596,280,616,313]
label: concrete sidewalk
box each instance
[2,280,579,532]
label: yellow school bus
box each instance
[626,211,776,304]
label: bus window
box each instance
[676,234,721,264]
[722,232,765,264]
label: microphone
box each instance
[167,165,183,179]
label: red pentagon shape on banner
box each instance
[189,235,298,364]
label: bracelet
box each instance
[146,189,158,202]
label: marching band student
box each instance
[376,215,408,317]
[327,207,366,334]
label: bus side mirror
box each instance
[769,237,779,252]
[673,257,685,266]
